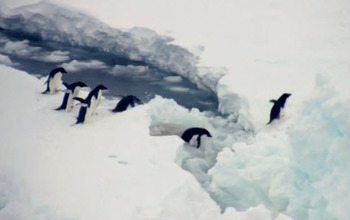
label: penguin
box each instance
[88,85,108,115]
[181,127,212,148]
[42,67,67,94]
[73,97,91,124]
[267,93,291,124]
[72,84,107,124]
[56,81,88,111]
[112,95,143,113]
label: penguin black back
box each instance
[42,67,68,94]
[87,84,108,100]
[76,105,88,124]
[49,67,67,77]
[55,81,88,111]
[67,81,88,90]
[56,93,69,110]
[112,95,143,113]
[267,93,291,124]
[73,97,90,124]
[181,127,212,148]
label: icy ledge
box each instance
[0,1,224,93]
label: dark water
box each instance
[0,29,218,112]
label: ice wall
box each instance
[0,1,224,93]
[208,76,350,220]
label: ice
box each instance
[62,59,107,72]
[0,1,226,94]
[37,50,70,63]
[206,76,350,219]
[2,40,41,56]
[0,54,13,66]
[163,76,183,83]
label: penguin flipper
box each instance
[73,97,85,103]
[196,136,201,148]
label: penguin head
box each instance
[49,67,67,78]
[280,93,291,101]
[283,93,291,98]
[73,82,88,88]
[50,67,67,75]
[57,67,67,74]
[96,84,108,91]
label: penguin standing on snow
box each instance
[88,84,108,115]
[73,97,91,124]
[267,93,291,124]
[42,67,67,94]
[181,127,212,148]
[112,95,143,113]
[73,84,108,124]
[55,81,88,112]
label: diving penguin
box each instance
[42,67,67,94]
[56,81,88,111]
[112,95,143,113]
[181,127,212,148]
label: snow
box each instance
[1,0,350,219]
[0,54,14,66]
[0,65,291,219]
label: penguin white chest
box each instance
[65,90,73,111]
[67,86,81,111]
[189,135,200,146]
[49,72,62,94]
[91,90,102,114]
[96,90,102,106]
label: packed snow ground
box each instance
[1,59,350,220]
[0,65,290,219]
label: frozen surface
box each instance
[0,65,290,220]
[0,1,225,93]
[1,0,350,219]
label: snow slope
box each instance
[0,65,292,219]
[2,58,350,220]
